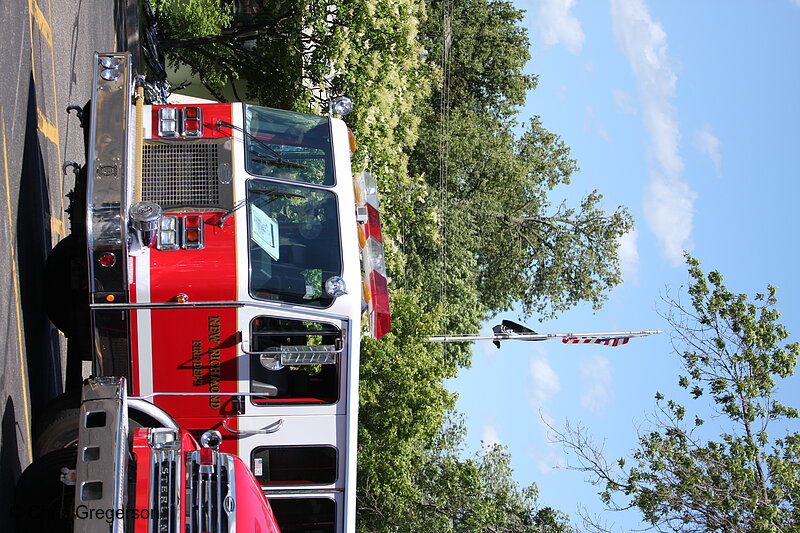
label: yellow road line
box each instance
[36,108,59,145]
[1,111,34,464]
[44,0,64,230]
[30,0,53,48]
[27,0,36,84]
[29,0,66,239]
[50,215,65,238]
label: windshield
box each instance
[247,180,341,307]
[245,105,333,186]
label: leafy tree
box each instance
[393,0,632,360]
[403,106,633,336]
[358,290,456,525]
[420,0,537,116]
[360,411,577,533]
[551,255,800,532]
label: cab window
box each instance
[252,446,337,486]
[268,498,335,533]
[247,180,342,307]
[249,317,341,405]
[244,105,333,186]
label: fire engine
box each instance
[19,51,391,532]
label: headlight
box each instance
[149,428,180,449]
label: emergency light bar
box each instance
[355,171,390,339]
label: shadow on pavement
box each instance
[17,74,62,426]
[0,398,23,533]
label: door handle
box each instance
[221,417,283,435]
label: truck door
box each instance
[233,309,357,533]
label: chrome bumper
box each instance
[87,52,135,379]
[73,377,130,533]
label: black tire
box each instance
[34,390,82,458]
[44,235,81,336]
[34,391,164,457]
[12,448,77,533]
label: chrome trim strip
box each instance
[150,446,181,533]
[185,451,237,533]
[90,299,351,321]
[92,301,246,310]
[132,391,287,400]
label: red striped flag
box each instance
[562,336,630,347]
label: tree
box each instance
[419,0,537,116]
[357,290,456,527]
[155,0,430,115]
[360,411,577,533]
[551,255,800,532]
[403,107,633,330]
[394,0,632,353]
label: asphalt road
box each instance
[0,0,131,527]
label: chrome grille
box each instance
[150,448,181,533]
[186,451,236,533]
[142,142,221,207]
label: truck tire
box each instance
[34,390,81,458]
[12,448,77,533]
[34,407,81,458]
[34,390,164,457]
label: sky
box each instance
[446,1,800,530]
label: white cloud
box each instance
[526,357,566,474]
[694,125,722,175]
[481,424,502,448]
[579,355,613,414]
[618,229,640,285]
[612,88,636,114]
[644,175,697,266]
[535,0,585,55]
[528,356,560,408]
[533,449,566,475]
[611,0,697,265]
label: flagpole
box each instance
[427,330,663,343]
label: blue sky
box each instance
[446,1,800,529]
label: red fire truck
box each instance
[21,51,391,532]
[16,376,281,533]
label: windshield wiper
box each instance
[210,198,246,228]
[217,120,308,169]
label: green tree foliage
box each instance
[395,0,632,356]
[421,0,536,115]
[358,290,455,519]
[552,255,800,532]
[150,0,236,95]
[405,108,632,326]
[360,412,576,533]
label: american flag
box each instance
[562,336,630,347]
